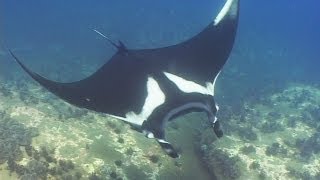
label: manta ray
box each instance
[10,0,240,158]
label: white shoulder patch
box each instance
[125,76,166,126]
[214,0,236,26]
[163,72,216,96]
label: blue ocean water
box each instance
[1,0,215,81]
[1,0,319,90]
[1,0,320,179]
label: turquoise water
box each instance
[1,0,320,179]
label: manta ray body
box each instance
[10,0,240,158]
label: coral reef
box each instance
[265,142,288,157]
[0,113,36,164]
[124,164,148,180]
[4,143,82,179]
[260,121,284,133]
[240,145,256,155]
[296,132,320,160]
[237,126,258,141]
[0,84,13,97]
[286,165,320,180]
[3,55,320,179]
[2,80,208,179]
[249,161,260,170]
[195,85,320,179]
[200,144,241,180]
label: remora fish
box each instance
[10,0,240,158]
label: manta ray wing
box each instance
[10,0,240,158]
[10,50,149,118]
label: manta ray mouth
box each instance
[148,101,222,159]
[164,102,223,137]
[163,102,216,124]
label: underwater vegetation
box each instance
[84,161,152,180]
[296,131,320,161]
[0,84,13,97]
[265,142,288,157]
[286,165,320,180]
[237,126,258,141]
[2,81,207,179]
[0,111,37,164]
[200,144,241,180]
[2,69,320,180]
[1,46,320,180]
[240,145,256,155]
[193,85,320,179]
[2,73,320,180]
[0,110,82,179]
[1,62,320,180]
[260,121,284,133]
[195,128,241,180]
[0,110,76,179]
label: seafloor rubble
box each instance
[1,77,320,180]
[196,84,320,180]
[0,80,211,180]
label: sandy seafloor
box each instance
[0,76,213,180]
[0,48,320,179]
[1,72,320,180]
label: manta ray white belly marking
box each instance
[125,76,165,126]
[111,71,221,126]
[163,71,221,96]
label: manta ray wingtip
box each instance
[8,49,29,73]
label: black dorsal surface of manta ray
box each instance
[10,0,240,158]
